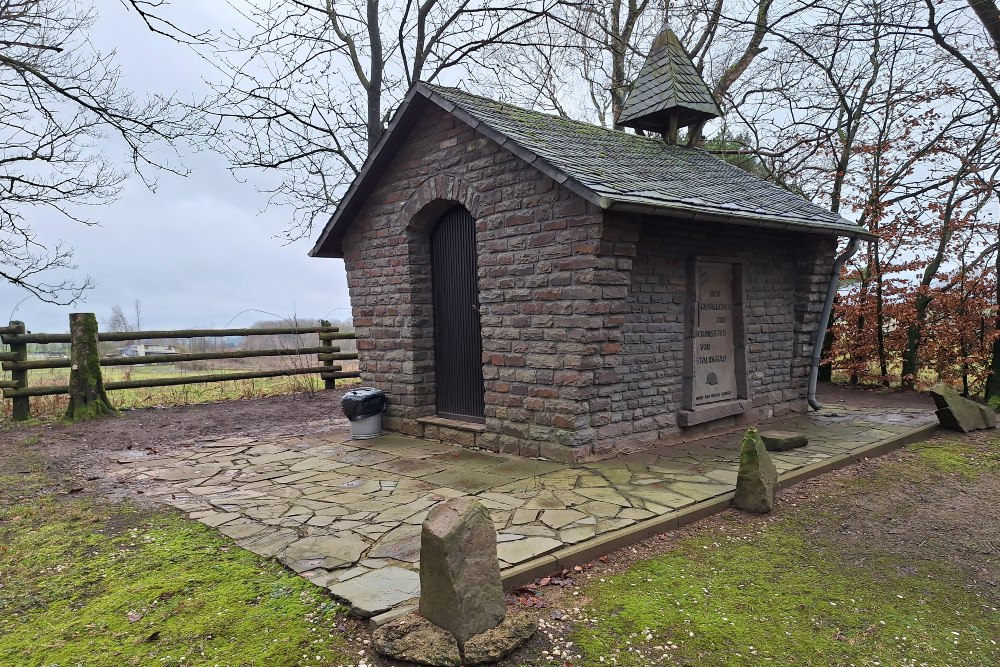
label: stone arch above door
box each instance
[401,173,483,234]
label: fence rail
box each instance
[1,315,360,421]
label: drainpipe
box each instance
[808,236,862,410]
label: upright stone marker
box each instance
[376,496,536,665]
[419,496,506,646]
[734,427,778,513]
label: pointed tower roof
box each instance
[618,24,722,134]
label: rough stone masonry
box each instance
[339,104,836,462]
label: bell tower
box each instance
[617,24,722,144]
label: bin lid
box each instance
[343,386,384,398]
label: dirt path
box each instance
[0,388,352,495]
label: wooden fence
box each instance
[0,316,359,421]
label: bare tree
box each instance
[481,0,800,151]
[106,305,134,334]
[0,0,203,304]
[754,0,1000,389]
[202,0,568,241]
[106,298,142,333]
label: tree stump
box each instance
[8,321,30,421]
[65,313,117,421]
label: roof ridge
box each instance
[418,82,695,151]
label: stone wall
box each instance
[341,103,622,460]
[588,213,836,458]
[340,102,837,462]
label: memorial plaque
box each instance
[693,263,737,406]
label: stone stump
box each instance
[373,496,536,665]
[734,427,778,513]
[419,496,506,645]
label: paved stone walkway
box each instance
[111,406,935,618]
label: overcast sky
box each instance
[0,2,352,333]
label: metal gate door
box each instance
[431,207,485,422]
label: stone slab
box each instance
[496,536,561,565]
[327,567,420,618]
[280,534,367,572]
[930,383,995,432]
[760,430,809,451]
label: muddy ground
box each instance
[0,387,352,497]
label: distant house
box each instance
[310,25,872,462]
[119,344,180,358]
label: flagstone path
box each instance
[110,406,936,618]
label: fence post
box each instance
[65,313,117,421]
[319,319,336,390]
[7,321,29,421]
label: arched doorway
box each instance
[431,206,485,422]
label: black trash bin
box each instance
[341,387,387,439]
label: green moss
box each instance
[911,440,1000,479]
[571,523,1000,666]
[0,492,354,666]
[64,398,118,422]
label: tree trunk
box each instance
[900,292,931,390]
[968,0,1000,57]
[874,244,889,385]
[849,251,873,385]
[987,226,1000,400]
[609,0,626,128]
[818,295,837,382]
[849,312,863,385]
[65,313,117,421]
[989,323,1000,400]
[366,0,384,153]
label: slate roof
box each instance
[310,83,870,258]
[618,26,722,132]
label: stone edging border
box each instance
[499,423,941,590]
